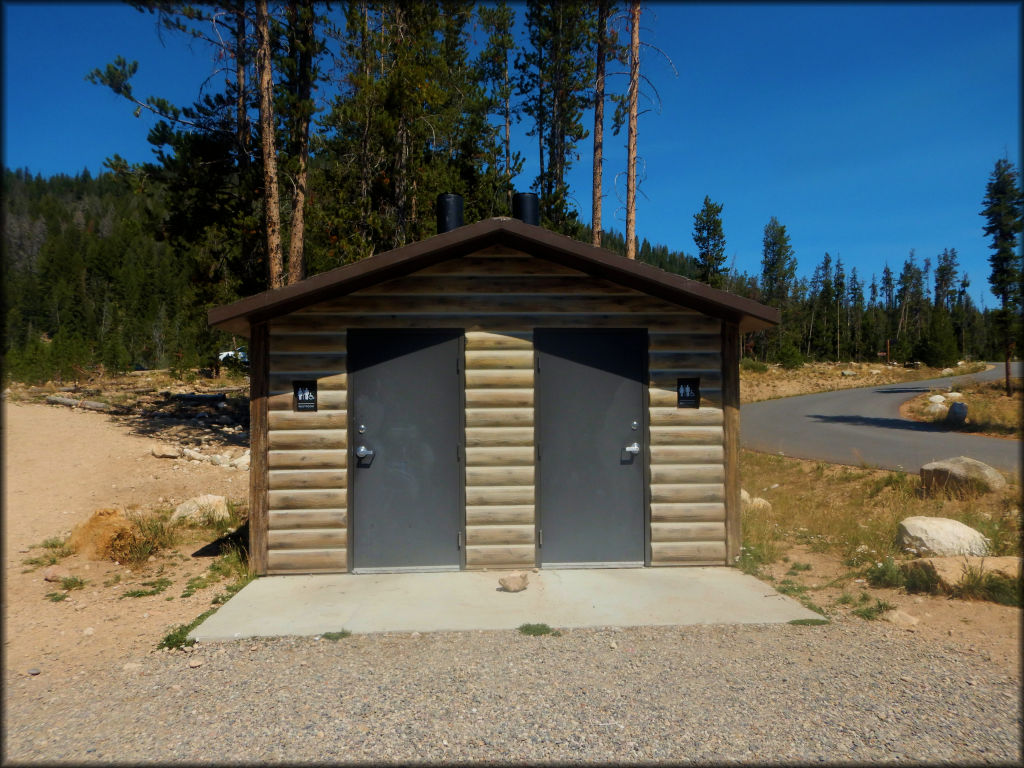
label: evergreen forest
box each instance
[3,2,1021,384]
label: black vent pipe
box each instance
[436,193,464,233]
[512,192,539,226]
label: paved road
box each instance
[741,363,1021,476]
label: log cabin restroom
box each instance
[208,193,778,576]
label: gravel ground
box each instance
[4,616,1020,764]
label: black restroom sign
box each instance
[294,380,317,411]
[677,377,700,408]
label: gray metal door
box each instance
[348,330,463,571]
[536,329,646,567]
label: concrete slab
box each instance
[190,568,822,642]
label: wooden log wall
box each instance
[265,246,728,573]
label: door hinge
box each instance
[456,444,462,461]
[457,532,463,550]
[537,529,543,547]
[536,443,541,460]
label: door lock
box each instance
[355,445,375,458]
[624,442,641,455]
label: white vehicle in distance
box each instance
[218,347,248,365]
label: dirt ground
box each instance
[2,374,1020,685]
[2,400,247,682]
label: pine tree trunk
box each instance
[625,0,640,260]
[256,0,284,289]
[235,5,249,171]
[503,49,512,210]
[591,0,607,247]
[286,0,313,285]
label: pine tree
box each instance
[692,196,726,287]
[980,157,1023,395]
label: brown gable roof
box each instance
[208,217,779,335]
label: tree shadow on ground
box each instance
[807,414,946,432]
[191,521,249,559]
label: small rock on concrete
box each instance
[42,565,72,582]
[172,494,230,523]
[882,610,919,630]
[151,444,182,459]
[945,402,968,426]
[920,456,1007,495]
[498,572,529,593]
[897,516,989,557]
[187,657,205,669]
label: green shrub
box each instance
[901,562,942,595]
[852,598,894,620]
[777,343,804,370]
[518,623,561,636]
[954,564,1022,607]
[59,576,87,591]
[158,608,216,650]
[740,357,768,373]
[864,557,905,589]
[321,631,351,641]
[120,577,172,598]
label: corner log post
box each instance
[248,322,270,575]
[721,321,741,564]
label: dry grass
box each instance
[739,361,987,404]
[739,450,1020,569]
[904,377,1022,439]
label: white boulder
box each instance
[920,456,1007,495]
[927,394,947,404]
[897,516,989,557]
[172,494,230,523]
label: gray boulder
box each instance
[172,494,230,524]
[920,456,1007,495]
[151,444,182,459]
[897,516,989,557]
[945,402,968,426]
[923,403,947,418]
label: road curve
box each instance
[741,363,1021,476]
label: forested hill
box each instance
[2,165,1003,387]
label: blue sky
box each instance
[3,2,1020,307]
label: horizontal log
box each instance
[269,354,346,374]
[466,485,535,506]
[465,389,534,408]
[268,410,347,430]
[269,488,347,510]
[268,429,346,450]
[464,331,533,350]
[301,294,696,316]
[269,508,347,529]
[271,314,718,333]
[650,464,725,484]
[269,372,346,394]
[467,245,531,258]
[650,541,726,565]
[648,426,723,446]
[649,387,722,408]
[269,390,348,411]
[269,450,347,469]
[465,504,535,526]
[465,544,536,568]
[648,445,724,464]
[650,371,722,389]
[465,446,534,467]
[648,332,721,351]
[648,408,724,427]
[268,528,349,550]
[267,548,348,573]
[465,349,534,370]
[648,352,721,369]
[465,407,533,427]
[650,483,725,504]
[357,276,636,296]
[466,465,534,487]
[650,522,726,543]
[269,334,347,354]
[416,258,586,277]
[465,369,534,389]
[268,469,347,490]
[466,524,536,546]
[650,503,726,523]
[465,427,534,447]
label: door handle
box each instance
[355,445,375,458]
[624,442,640,455]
